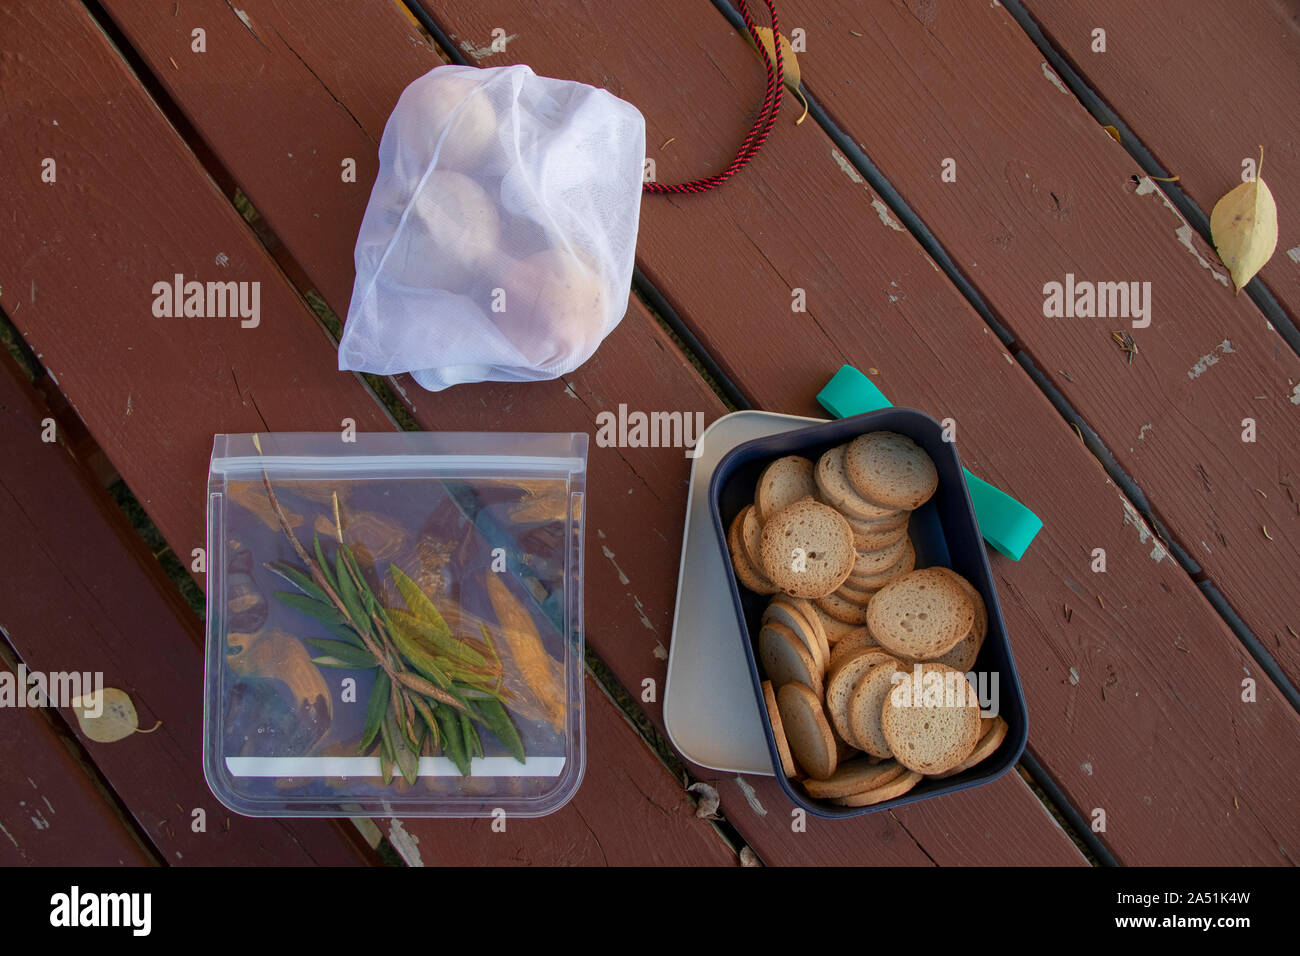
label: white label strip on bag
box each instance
[211,455,586,475]
[226,756,566,778]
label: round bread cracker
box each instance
[802,757,907,799]
[834,578,878,606]
[755,455,817,521]
[849,538,916,590]
[810,602,861,644]
[931,715,1008,779]
[846,509,909,533]
[827,646,899,688]
[880,662,982,775]
[814,445,901,520]
[762,680,798,778]
[730,541,778,595]
[844,432,939,511]
[815,590,870,625]
[930,568,987,639]
[830,769,923,806]
[825,648,900,750]
[923,628,981,672]
[919,568,988,671]
[849,522,909,552]
[776,682,838,780]
[867,567,973,659]
[762,600,826,675]
[851,536,911,577]
[758,499,855,599]
[787,597,830,662]
[846,660,907,758]
[827,627,877,672]
[758,621,823,697]
[831,724,858,764]
[728,506,778,594]
[734,556,779,595]
[741,504,766,569]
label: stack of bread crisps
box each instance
[726,431,1009,808]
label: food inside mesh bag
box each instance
[338,63,646,391]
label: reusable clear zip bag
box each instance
[203,432,587,818]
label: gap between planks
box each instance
[12,0,743,868]
[405,0,1086,868]
[0,626,164,865]
[1000,0,1300,355]
[707,0,1300,718]
[78,0,1076,868]
[92,0,752,851]
[402,0,1297,863]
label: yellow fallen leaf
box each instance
[750,26,809,124]
[229,481,303,531]
[1102,125,1121,143]
[393,0,422,29]
[752,27,800,88]
[484,574,566,733]
[1211,147,1279,292]
[226,627,333,722]
[70,688,161,743]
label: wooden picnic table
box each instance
[0,0,1296,867]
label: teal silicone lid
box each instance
[816,365,1042,560]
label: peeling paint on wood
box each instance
[387,819,424,867]
[734,776,768,816]
[1187,340,1235,379]
[1040,61,1070,94]
[1120,496,1169,564]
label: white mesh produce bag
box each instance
[338,64,646,392]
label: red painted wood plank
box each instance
[94,0,1082,864]
[0,0,734,867]
[1020,0,1300,316]
[768,0,1300,687]
[409,0,1300,864]
[381,675,730,866]
[0,354,372,865]
[0,660,155,866]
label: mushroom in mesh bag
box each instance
[338,63,646,392]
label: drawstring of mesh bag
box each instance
[643,0,783,195]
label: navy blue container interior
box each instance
[708,408,1028,818]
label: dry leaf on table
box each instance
[70,688,161,743]
[1211,147,1279,292]
[484,573,567,733]
[750,26,809,124]
[229,481,302,531]
[687,781,722,819]
[225,627,334,722]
